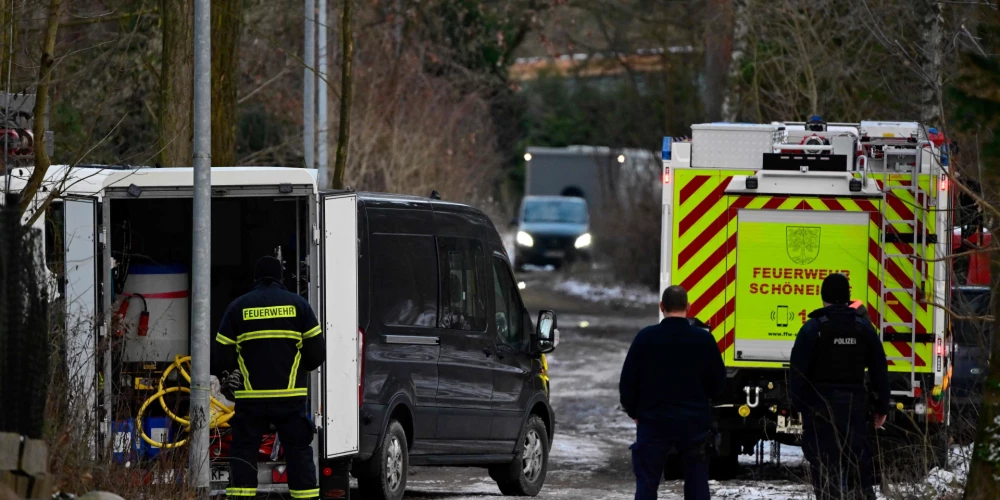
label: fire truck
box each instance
[659,118,953,474]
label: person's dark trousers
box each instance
[801,390,876,500]
[228,399,319,499]
[631,421,710,500]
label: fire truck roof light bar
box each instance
[784,121,861,128]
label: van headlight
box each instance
[516,231,534,247]
[574,233,592,249]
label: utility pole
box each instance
[304,0,316,171]
[189,0,212,491]
[317,0,328,188]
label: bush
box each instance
[592,152,661,290]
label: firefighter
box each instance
[619,285,726,500]
[789,273,889,500]
[213,256,325,500]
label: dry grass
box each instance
[43,323,198,499]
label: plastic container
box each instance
[112,420,139,464]
[139,416,174,459]
[121,264,190,363]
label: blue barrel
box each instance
[139,416,175,459]
[111,420,139,464]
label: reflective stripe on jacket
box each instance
[212,281,324,400]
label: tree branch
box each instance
[18,0,63,217]
[60,9,155,28]
[237,65,290,104]
[923,299,994,323]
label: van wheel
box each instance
[358,420,408,500]
[490,415,548,496]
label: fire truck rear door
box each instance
[732,209,870,362]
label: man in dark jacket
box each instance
[213,256,325,500]
[789,273,889,500]
[619,285,726,500]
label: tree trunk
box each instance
[158,0,194,168]
[919,0,943,126]
[0,0,15,92]
[17,0,61,218]
[965,229,1000,499]
[661,54,673,136]
[702,0,733,121]
[721,0,748,122]
[211,0,242,167]
[333,0,353,190]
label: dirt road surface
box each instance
[394,270,813,500]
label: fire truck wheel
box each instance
[358,420,408,500]
[490,415,549,496]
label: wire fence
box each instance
[0,193,50,439]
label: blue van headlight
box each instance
[516,231,534,247]
[574,233,592,249]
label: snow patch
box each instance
[712,481,811,499]
[554,279,659,306]
[549,433,611,471]
[883,445,972,499]
[738,441,806,466]
[523,264,556,272]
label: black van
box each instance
[339,193,559,500]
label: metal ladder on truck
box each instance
[877,138,932,398]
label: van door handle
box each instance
[483,347,493,358]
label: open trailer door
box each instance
[320,193,360,461]
[61,197,101,446]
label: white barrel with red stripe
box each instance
[121,264,190,363]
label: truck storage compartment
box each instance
[105,194,311,465]
[110,196,312,340]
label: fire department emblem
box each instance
[786,226,821,265]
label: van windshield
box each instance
[523,200,587,224]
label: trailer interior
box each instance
[108,195,313,331]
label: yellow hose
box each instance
[136,355,236,449]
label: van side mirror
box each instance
[535,310,558,354]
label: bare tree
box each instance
[17,0,63,217]
[0,0,15,92]
[212,0,243,167]
[918,0,944,125]
[333,0,353,190]
[158,0,194,167]
[734,0,932,122]
[703,0,733,121]
[338,19,501,203]
[721,0,748,121]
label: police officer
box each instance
[213,256,325,500]
[619,285,726,500]
[789,273,889,500]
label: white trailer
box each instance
[6,165,359,496]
